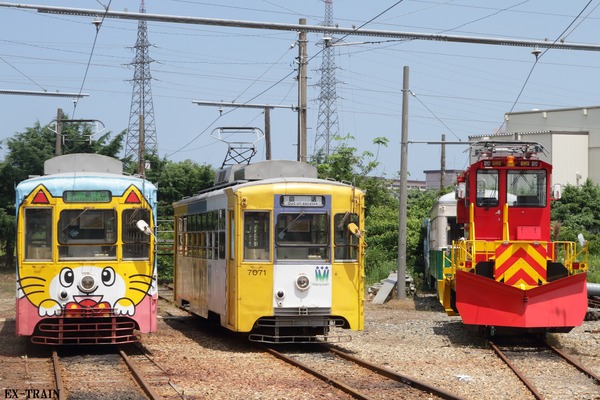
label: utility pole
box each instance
[397,66,409,300]
[440,133,446,189]
[297,18,308,163]
[264,107,271,160]
[138,114,145,175]
[55,108,63,156]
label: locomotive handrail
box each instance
[448,238,589,281]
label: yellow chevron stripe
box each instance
[495,243,547,284]
[495,243,547,266]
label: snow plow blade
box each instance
[455,270,588,328]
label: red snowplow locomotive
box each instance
[438,141,588,333]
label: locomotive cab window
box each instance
[24,208,53,260]
[476,170,499,207]
[58,209,117,259]
[507,170,547,207]
[276,213,329,260]
[123,208,151,259]
[334,212,359,260]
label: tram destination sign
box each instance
[281,195,324,207]
[63,190,112,203]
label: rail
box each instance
[266,344,465,400]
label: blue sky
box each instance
[2,1,600,179]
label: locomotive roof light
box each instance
[296,275,310,291]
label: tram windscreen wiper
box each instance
[278,211,305,239]
[60,208,90,233]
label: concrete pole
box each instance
[138,114,145,175]
[397,66,409,300]
[441,133,446,189]
[297,18,307,163]
[55,108,63,156]
[264,107,271,160]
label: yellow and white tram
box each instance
[173,160,365,343]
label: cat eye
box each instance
[59,268,74,287]
[101,267,116,286]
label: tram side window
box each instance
[476,170,499,207]
[123,209,150,259]
[25,208,53,260]
[243,212,270,261]
[334,213,359,261]
[507,170,547,207]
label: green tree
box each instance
[136,155,215,217]
[315,134,395,216]
[551,179,600,282]
[129,155,215,281]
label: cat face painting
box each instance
[18,264,153,318]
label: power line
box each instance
[498,0,595,132]
[72,0,113,117]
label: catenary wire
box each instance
[72,0,113,117]
[496,0,595,133]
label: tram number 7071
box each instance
[247,268,267,276]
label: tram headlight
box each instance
[79,275,96,293]
[295,275,310,291]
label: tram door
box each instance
[227,210,236,328]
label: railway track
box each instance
[51,344,181,400]
[266,344,465,400]
[488,337,600,400]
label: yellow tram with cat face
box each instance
[15,154,158,345]
[173,160,366,343]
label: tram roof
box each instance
[16,172,157,204]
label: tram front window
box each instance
[476,170,499,207]
[25,208,53,260]
[276,213,329,260]
[123,209,151,259]
[58,209,117,259]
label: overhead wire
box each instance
[166,1,406,158]
[497,0,595,133]
[72,0,113,117]
[0,56,46,91]
[333,0,535,142]
[409,90,462,141]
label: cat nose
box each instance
[79,275,97,293]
